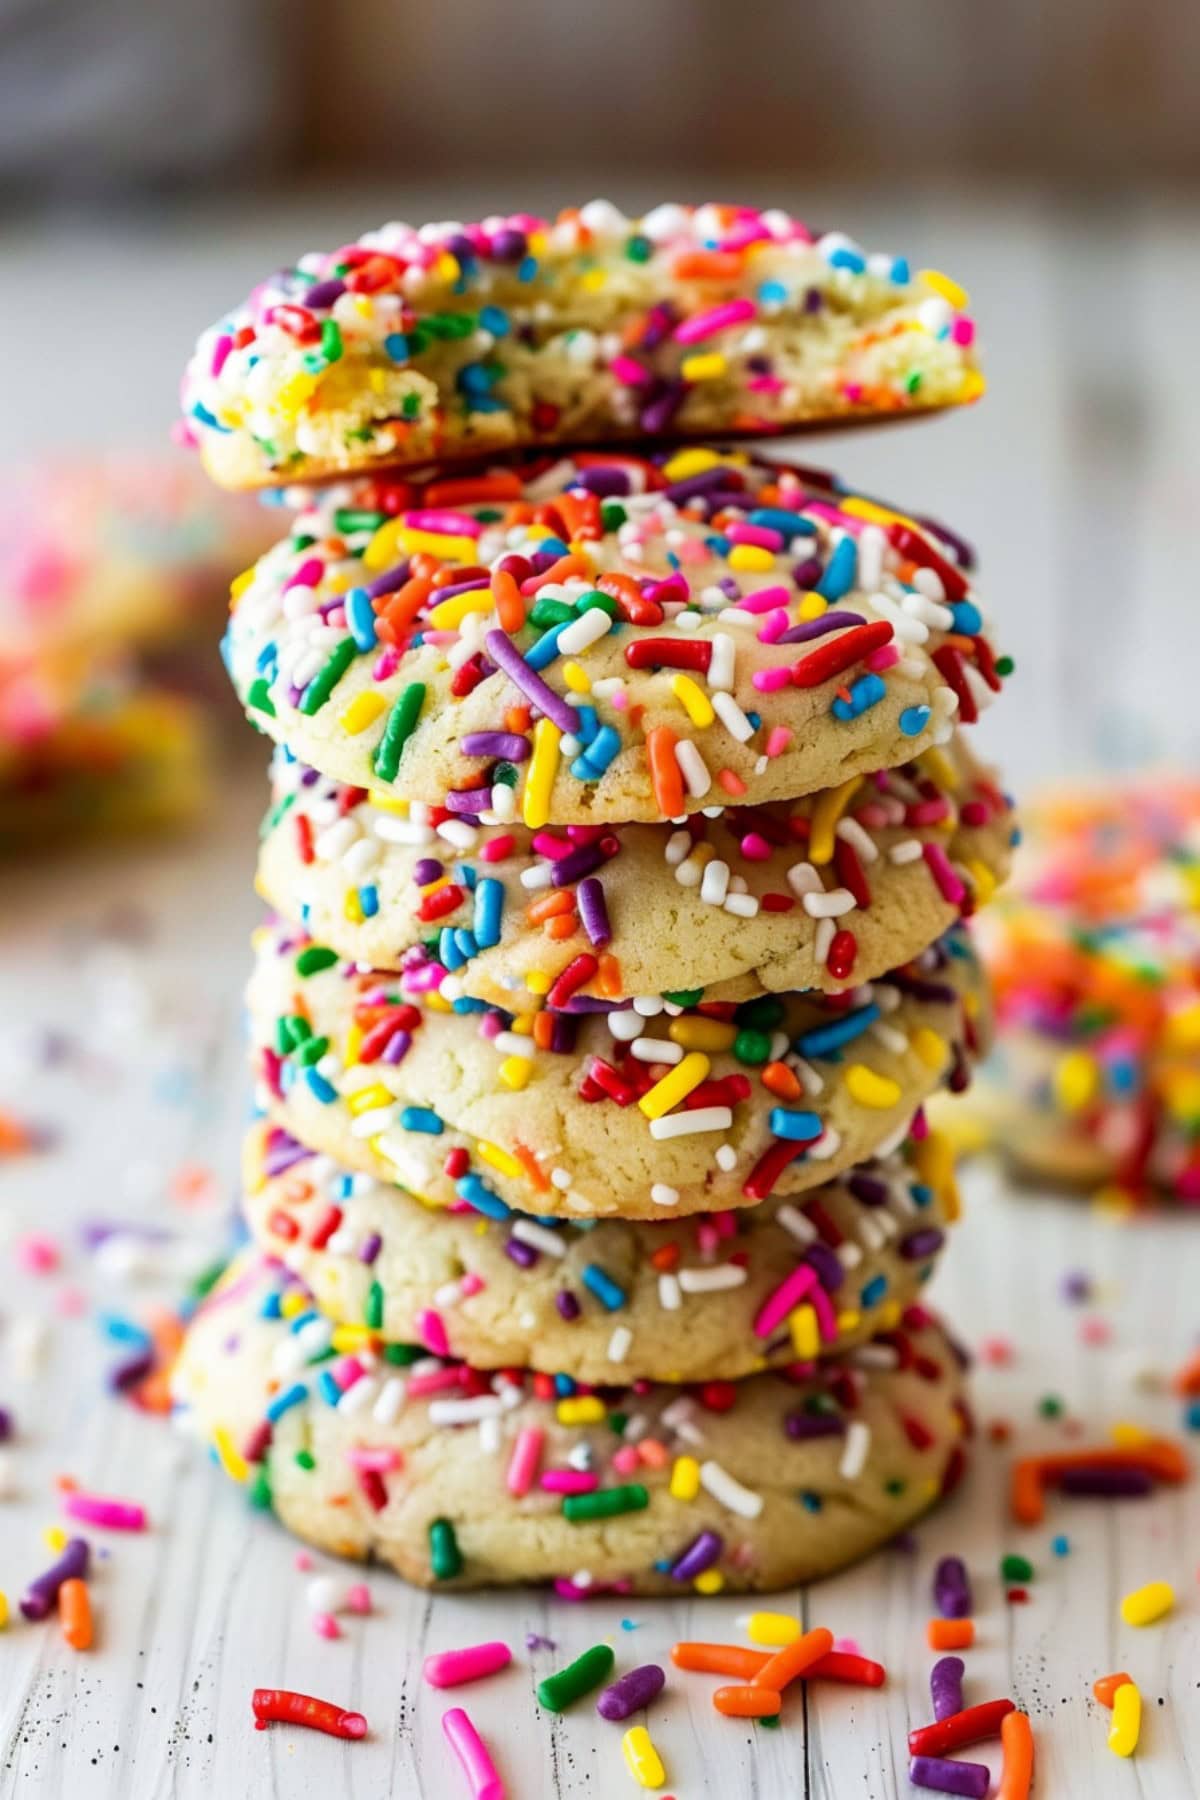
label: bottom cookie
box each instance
[171,1252,971,1595]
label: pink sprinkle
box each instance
[313,1612,341,1640]
[611,1446,640,1476]
[408,1367,465,1398]
[55,1286,87,1317]
[506,1426,544,1497]
[284,556,323,594]
[346,1583,372,1614]
[373,646,401,681]
[727,523,784,552]
[833,1636,863,1655]
[480,835,517,862]
[740,832,772,862]
[865,644,900,673]
[732,584,791,615]
[419,1309,450,1357]
[696,1221,721,1256]
[756,610,791,644]
[64,1490,147,1532]
[424,1641,512,1688]
[333,1356,367,1391]
[610,354,651,388]
[403,509,483,538]
[753,1264,818,1339]
[460,1272,486,1298]
[923,841,967,905]
[16,1234,59,1274]
[803,501,863,533]
[980,1336,1015,1365]
[346,1446,404,1472]
[764,726,793,757]
[674,298,757,345]
[951,316,976,346]
[210,334,234,379]
[553,1576,633,1601]
[747,374,786,395]
[718,769,748,796]
[295,1551,315,1570]
[751,666,792,694]
[540,1469,597,1495]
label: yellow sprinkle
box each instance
[623,1725,667,1788]
[476,1140,523,1180]
[918,268,970,311]
[789,1303,820,1361]
[557,1396,605,1426]
[562,661,592,694]
[1108,1682,1141,1757]
[728,543,775,573]
[344,889,365,925]
[638,1052,711,1120]
[879,1299,902,1328]
[845,1064,902,1109]
[797,592,828,621]
[434,251,461,283]
[344,1022,365,1064]
[836,1307,861,1333]
[280,1289,308,1320]
[579,268,607,293]
[661,446,731,480]
[427,588,493,630]
[275,369,320,416]
[808,776,862,865]
[911,1027,949,1072]
[367,790,410,816]
[43,1525,67,1554]
[660,672,711,731]
[1163,1068,1200,1122]
[360,517,403,571]
[1165,1001,1200,1051]
[523,717,562,829]
[524,970,552,997]
[0,1592,7,1630]
[911,1128,959,1220]
[693,1569,725,1596]
[959,370,987,403]
[917,746,960,792]
[669,1455,700,1500]
[1054,1049,1099,1114]
[213,1426,248,1483]
[498,1055,532,1091]
[747,1611,800,1647]
[680,351,727,381]
[230,567,256,602]
[340,690,388,735]
[1111,1421,1152,1448]
[1120,1581,1173,1627]
[331,1325,374,1353]
[966,859,996,904]
[347,1083,392,1116]
[668,1016,735,1054]
[840,495,915,530]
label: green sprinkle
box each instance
[383,1342,423,1365]
[662,988,704,1008]
[624,235,652,263]
[429,1516,463,1580]
[250,1465,273,1510]
[1038,1394,1064,1418]
[1001,1553,1034,1583]
[733,1027,771,1066]
[562,1484,649,1523]
[528,597,574,629]
[260,790,294,837]
[294,1035,329,1067]
[320,319,343,362]
[758,1711,782,1730]
[373,682,426,782]
[365,1281,384,1331]
[334,508,388,535]
[190,1259,228,1300]
[300,636,358,715]
[246,676,276,717]
[291,533,317,551]
[995,654,1015,676]
[904,369,922,395]
[296,945,338,977]
[736,995,786,1030]
[574,589,618,619]
[600,502,627,531]
[295,1448,316,1471]
[536,1643,615,1712]
[492,761,519,788]
[401,393,422,419]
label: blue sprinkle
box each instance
[525,622,568,670]
[827,247,866,274]
[832,673,886,720]
[384,332,410,362]
[581,1264,627,1312]
[266,1382,309,1423]
[303,1068,337,1104]
[456,361,498,396]
[793,1002,880,1059]
[190,401,229,432]
[799,1490,824,1512]
[816,534,857,600]
[1186,1399,1200,1433]
[571,703,599,748]
[948,601,983,636]
[553,1372,577,1397]
[463,394,508,414]
[317,1369,342,1407]
[535,536,570,559]
[99,1314,152,1348]
[890,256,911,285]
[479,304,510,337]
[860,1274,887,1308]
[747,507,817,540]
[571,723,621,782]
[288,1310,319,1334]
[768,1108,823,1142]
[899,705,932,737]
[400,1106,443,1134]
[450,994,488,1014]
[359,884,379,919]
[439,926,467,972]
[453,928,478,961]
[517,256,538,283]
[756,279,789,305]
[345,586,378,651]
[456,1174,510,1220]
[473,878,504,949]
[1051,1534,1071,1557]
[910,1182,933,1210]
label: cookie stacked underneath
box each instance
[171,201,1014,1593]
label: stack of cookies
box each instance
[171,200,1015,1594]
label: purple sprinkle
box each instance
[908,1754,988,1798]
[933,1556,972,1618]
[460,731,532,762]
[381,1030,412,1066]
[545,1015,579,1053]
[263,1134,312,1178]
[669,1530,723,1581]
[485,629,579,733]
[551,841,611,887]
[784,1411,844,1441]
[638,302,677,352]
[0,1408,12,1442]
[642,571,690,607]
[776,608,865,645]
[804,287,824,314]
[358,1233,383,1265]
[526,549,560,576]
[20,1537,89,1621]
[929,1654,965,1720]
[640,379,686,435]
[366,559,411,600]
[793,555,824,587]
[504,1238,538,1270]
[915,513,977,572]
[557,995,617,1014]
[304,277,346,309]
[445,786,496,815]
[888,975,957,1006]
[847,1172,890,1207]
[431,576,490,604]
[555,1290,581,1321]
[488,228,527,263]
[803,1243,844,1292]
[661,467,736,504]
[596,1664,666,1721]
[572,468,631,497]
[1059,1269,1091,1304]
[413,858,444,887]
[109,1350,154,1393]
[577,878,612,948]
[1059,1466,1155,1497]
[900,1227,946,1262]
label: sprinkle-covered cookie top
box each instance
[227,449,1005,824]
[181,200,983,488]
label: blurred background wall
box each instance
[0,0,1197,790]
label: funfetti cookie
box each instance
[247,917,987,1223]
[258,734,1015,1005]
[181,200,983,491]
[225,452,1004,824]
[242,1121,960,1384]
[171,1251,971,1595]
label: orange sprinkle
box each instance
[761,1061,802,1101]
[672,249,744,281]
[649,1243,680,1272]
[717,769,748,797]
[1094,1671,1134,1709]
[646,726,684,817]
[713,1684,780,1719]
[59,1578,92,1650]
[997,1709,1034,1800]
[491,568,526,635]
[378,574,433,635]
[1012,1439,1188,1523]
[752,1627,834,1692]
[596,955,623,998]
[531,1013,557,1049]
[527,890,575,924]
[504,704,532,734]
[927,1618,975,1651]
[511,1141,550,1192]
[545,914,578,941]
[523,552,589,596]
[637,1437,669,1469]
[425,473,524,506]
[672,1643,770,1679]
[1174,1351,1200,1396]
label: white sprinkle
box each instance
[699,1458,764,1519]
[632,1035,682,1064]
[633,994,666,1017]
[373,814,437,847]
[674,853,705,889]
[813,916,836,964]
[436,818,479,851]
[714,1143,738,1172]
[889,837,923,865]
[511,1219,567,1258]
[707,633,735,691]
[724,891,760,918]
[802,887,856,918]
[372,1377,407,1424]
[649,1106,733,1140]
[839,1419,871,1479]
[651,1183,680,1207]
[337,1375,379,1416]
[307,1575,350,1614]
[700,859,730,906]
[658,1273,682,1311]
[807,1126,841,1161]
[607,1008,642,1041]
[349,1105,396,1138]
[836,817,878,862]
[341,836,381,878]
[607,1326,633,1363]
[776,1203,817,1245]
[712,691,754,742]
[674,738,711,798]
[786,860,822,897]
[478,1416,502,1454]
[428,1394,507,1425]
[664,828,692,867]
[678,1264,748,1294]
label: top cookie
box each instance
[181,199,983,490]
[226,451,1004,824]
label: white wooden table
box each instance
[0,774,1196,1800]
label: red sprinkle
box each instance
[251,1689,368,1739]
[909,1699,1015,1759]
[624,637,713,672]
[790,622,894,689]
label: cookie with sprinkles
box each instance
[225,452,1004,824]
[247,916,987,1222]
[241,1119,960,1384]
[952,776,1200,1204]
[172,1251,971,1594]
[180,200,983,491]
[257,734,1015,1005]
